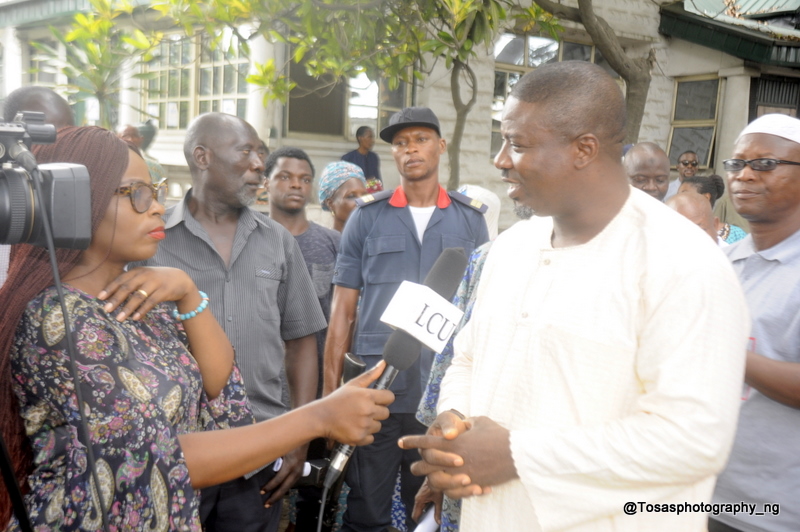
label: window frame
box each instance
[284,63,414,140]
[491,33,618,158]
[142,31,250,131]
[344,73,413,141]
[27,39,60,87]
[666,74,721,170]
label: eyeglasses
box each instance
[115,179,167,213]
[679,160,699,167]
[723,158,800,172]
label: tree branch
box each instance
[533,0,582,22]
[576,0,648,81]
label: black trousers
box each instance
[341,413,426,532]
[199,463,282,532]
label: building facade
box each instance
[2,0,800,228]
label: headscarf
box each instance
[0,126,130,526]
[318,161,367,211]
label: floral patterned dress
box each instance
[7,286,253,531]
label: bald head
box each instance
[667,192,719,242]
[624,142,671,202]
[3,86,74,128]
[184,113,258,170]
[510,61,626,156]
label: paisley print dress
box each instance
[7,286,253,531]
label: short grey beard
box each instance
[514,203,535,220]
[236,188,257,207]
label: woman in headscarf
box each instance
[318,161,368,233]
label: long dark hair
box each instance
[0,126,130,526]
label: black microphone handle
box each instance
[323,363,402,490]
[372,365,399,391]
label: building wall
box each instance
[0,0,774,229]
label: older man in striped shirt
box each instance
[139,112,326,532]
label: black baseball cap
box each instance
[379,107,441,143]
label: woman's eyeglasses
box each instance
[723,158,800,172]
[679,160,699,167]
[115,179,168,213]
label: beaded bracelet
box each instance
[173,291,209,321]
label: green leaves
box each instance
[514,4,563,39]
[32,0,162,128]
[247,60,296,104]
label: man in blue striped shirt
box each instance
[710,113,800,532]
[141,113,326,532]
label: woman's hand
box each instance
[314,361,394,446]
[98,266,196,321]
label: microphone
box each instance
[324,329,421,489]
[423,247,468,301]
[323,247,468,490]
[379,247,468,353]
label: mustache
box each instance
[501,169,509,179]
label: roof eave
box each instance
[660,2,800,68]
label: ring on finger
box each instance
[136,289,149,299]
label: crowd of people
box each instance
[0,59,798,532]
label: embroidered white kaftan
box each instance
[439,189,750,532]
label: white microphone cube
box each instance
[380,281,464,353]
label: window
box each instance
[286,60,412,138]
[143,31,249,130]
[28,40,58,86]
[753,76,799,119]
[491,33,618,157]
[198,34,249,118]
[667,77,720,169]
[347,73,411,138]
[287,61,346,136]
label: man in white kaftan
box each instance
[401,61,750,532]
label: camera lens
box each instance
[0,166,36,244]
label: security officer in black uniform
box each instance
[323,107,490,531]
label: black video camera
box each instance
[0,111,91,249]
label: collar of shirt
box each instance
[727,226,800,264]
[388,185,451,208]
[165,189,270,232]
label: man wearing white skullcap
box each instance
[709,114,800,532]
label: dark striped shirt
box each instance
[138,193,326,423]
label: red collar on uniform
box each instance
[388,185,451,208]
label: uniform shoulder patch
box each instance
[355,189,393,207]
[449,190,488,214]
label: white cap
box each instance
[457,184,501,240]
[739,113,800,145]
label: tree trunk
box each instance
[621,53,654,144]
[534,0,654,144]
[447,59,478,191]
[98,95,109,130]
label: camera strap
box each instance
[0,432,33,532]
